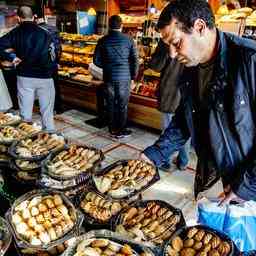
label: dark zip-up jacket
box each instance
[93,30,138,82]
[0,21,56,78]
[148,39,183,113]
[144,30,256,201]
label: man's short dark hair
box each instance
[109,15,122,30]
[17,5,34,19]
[157,0,215,33]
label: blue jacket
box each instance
[144,30,256,200]
[93,30,138,82]
[0,21,56,78]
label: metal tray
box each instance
[113,200,186,247]
[162,225,239,256]
[42,144,104,181]
[61,229,155,256]
[8,132,66,161]
[6,189,83,250]
[92,159,160,200]
[0,216,12,256]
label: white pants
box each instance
[17,76,55,131]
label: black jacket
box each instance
[144,30,256,200]
[0,21,56,78]
[93,30,138,82]
[148,39,183,113]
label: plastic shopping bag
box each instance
[197,198,256,252]
[0,69,12,111]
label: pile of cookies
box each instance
[166,227,231,256]
[11,193,76,246]
[93,160,156,198]
[15,133,65,158]
[116,201,181,245]
[80,191,123,223]
[46,145,102,178]
[74,238,137,256]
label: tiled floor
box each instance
[51,110,222,224]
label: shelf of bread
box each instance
[61,44,95,55]
[60,52,93,65]
[215,6,256,27]
[60,33,101,43]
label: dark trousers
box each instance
[106,81,130,134]
[52,71,63,113]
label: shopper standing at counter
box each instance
[0,6,56,131]
[93,15,139,139]
[142,0,256,203]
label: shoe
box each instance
[176,162,188,171]
[120,129,132,137]
[110,132,125,139]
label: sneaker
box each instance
[176,162,188,171]
[110,132,125,139]
[160,162,171,171]
[119,129,132,137]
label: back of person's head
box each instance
[17,5,34,20]
[157,0,215,33]
[109,15,122,30]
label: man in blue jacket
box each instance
[0,6,56,131]
[142,0,256,203]
[93,15,138,139]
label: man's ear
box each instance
[193,18,206,35]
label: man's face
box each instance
[160,19,205,67]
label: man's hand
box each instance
[12,57,22,67]
[131,80,136,91]
[218,187,246,206]
[139,152,154,164]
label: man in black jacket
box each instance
[93,15,138,139]
[148,38,190,170]
[0,6,56,131]
[142,0,256,203]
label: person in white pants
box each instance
[17,76,55,131]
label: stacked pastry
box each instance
[0,144,10,161]
[93,160,156,198]
[11,194,75,246]
[80,191,123,223]
[166,227,231,256]
[0,126,25,142]
[15,133,65,158]
[46,145,101,177]
[17,122,41,136]
[74,239,136,256]
[0,112,21,126]
[116,201,181,244]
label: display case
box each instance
[58,32,162,130]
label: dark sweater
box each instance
[93,30,138,82]
[0,21,56,78]
[148,39,184,113]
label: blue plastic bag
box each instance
[197,198,256,252]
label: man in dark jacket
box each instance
[148,38,190,170]
[142,0,256,203]
[93,15,138,139]
[0,6,56,131]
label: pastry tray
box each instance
[61,229,155,256]
[92,159,160,200]
[6,189,83,250]
[162,225,239,256]
[0,113,21,128]
[8,132,66,161]
[113,200,186,247]
[0,216,12,256]
[41,144,104,181]
[78,187,138,230]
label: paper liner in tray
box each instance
[0,216,12,256]
[113,200,186,248]
[6,189,84,250]
[60,229,155,256]
[77,187,139,230]
[92,159,160,200]
[41,144,104,181]
[8,132,66,161]
[163,225,239,256]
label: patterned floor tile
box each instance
[61,126,91,140]
[128,132,159,150]
[105,144,140,160]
